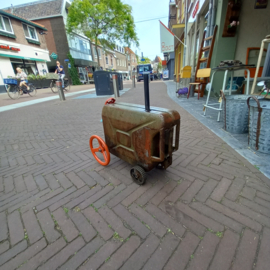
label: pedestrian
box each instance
[55,61,65,87]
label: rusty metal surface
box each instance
[102,102,180,171]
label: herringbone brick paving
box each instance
[0,81,270,270]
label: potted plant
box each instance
[27,74,37,87]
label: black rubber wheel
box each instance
[50,80,58,93]
[28,85,37,96]
[130,166,146,185]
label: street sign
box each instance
[64,59,69,62]
[68,63,71,68]
[141,58,145,61]
[50,52,58,60]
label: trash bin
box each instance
[247,97,270,154]
[94,71,114,96]
[111,72,123,90]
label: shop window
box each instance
[106,56,108,64]
[111,55,113,65]
[98,48,102,59]
[0,15,13,33]
[23,24,38,41]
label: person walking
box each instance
[55,61,65,87]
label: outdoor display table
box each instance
[203,65,253,121]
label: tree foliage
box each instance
[67,0,139,67]
[67,52,82,85]
[136,55,151,64]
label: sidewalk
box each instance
[0,81,269,270]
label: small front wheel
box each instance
[130,166,147,185]
[89,135,110,166]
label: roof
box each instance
[0,9,47,30]
[124,47,135,55]
[3,0,63,20]
[154,56,162,63]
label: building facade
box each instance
[168,0,270,93]
[125,47,137,74]
[0,9,50,93]
[7,0,98,84]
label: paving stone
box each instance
[0,212,8,242]
[94,183,126,209]
[37,209,61,243]
[225,177,245,201]
[0,240,27,267]
[254,197,270,210]
[34,175,49,190]
[161,201,206,236]
[0,238,46,270]
[239,197,270,218]
[8,211,24,246]
[191,201,243,233]
[99,236,140,270]
[14,175,26,193]
[79,240,122,270]
[83,207,114,241]
[129,204,167,237]
[38,237,85,270]
[66,172,85,188]
[58,236,104,270]
[79,185,114,210]
[231,229,259,270]
[44,174,61,190]
[241,186,256,200]
[164,232,200,270]
[68,210,97,242]
[65,185,101,209]
[255,227,270,270]
[167,167,195,182]
[256,191,270,202]
[113,204,150,239]
[181,179,204,203]
[54,172,73,189]
[145,204,185,237]
[22,210,43,244]
[0,241,9,256]
[85,169,109,186]
[211,178,232,201]
[120,234,160,270]
[209,230,240,270]
[99,170,122,186]
[195,179,218,202]
[206,199,262,232]
[19,238,66,270]
[186,231,220,270]
[99,205,131,239]
[76,171,96,187]
[53,208,79,242]
[143,233,179,270]
[24,175,38,192]
[36,186,77,212]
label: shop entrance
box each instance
[10,58,38,75]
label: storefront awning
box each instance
[172,24,185,42]
[74,59,98,67]
[0,53,48,62]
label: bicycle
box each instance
[50,78,70,93]
[4,78,37,100]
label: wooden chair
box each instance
[187,68,211,99]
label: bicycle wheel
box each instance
[50,80,58,93]
[28,85,37,97]
[7,85,19,99]
[64,79,70,91]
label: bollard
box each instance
[112,74,120,98]
[132,72,136,88]
[143,73,150,112]
[56,80,66,101]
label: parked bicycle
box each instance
[50,78,70,93]
[4,78,37,100]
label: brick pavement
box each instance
[0,81,270,270]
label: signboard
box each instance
[160,21,174,53]
[68,63,71,68]
[188,0,206,23]
[141,58,145,61]
[192,1,199,18]
[64,59,69,62]
[0,44,20,51]
[163,69,169,79]
[50,52,58,60]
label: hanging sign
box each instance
[160,21,174,53]
[163,69,169,79]
[50,52,58,60]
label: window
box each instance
[98,48,102,59]
[23,24,38,41]
[106,55,108,64]
[128,55,130,60]
[111,55,113,65]
[0,15,13,33]
[94,47,97,58]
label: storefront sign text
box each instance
[192,1,199,18]
[0,45,20,51]
[161,42,174,53]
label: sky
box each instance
[0,0,169,61]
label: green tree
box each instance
[67,53,82,85]
[136,55,151,64]
[67,0,139,67]
[157,62,162,74]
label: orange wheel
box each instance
[89,135,110,166]
[104,98,116,105]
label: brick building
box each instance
[0,9,50,93]
[6,0,98,84]
[125,47,137,75]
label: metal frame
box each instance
[203,67,250,121]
